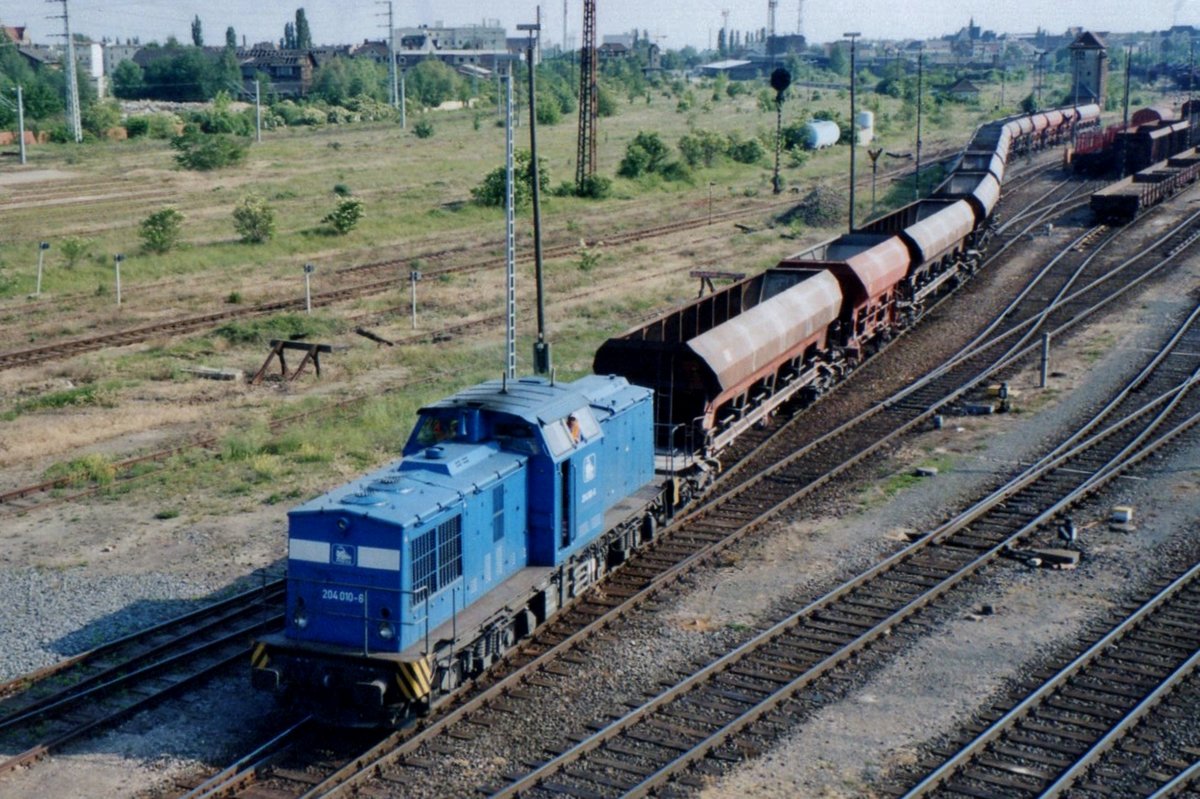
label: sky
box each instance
[2,0,1196,52]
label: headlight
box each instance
[378,621,394,640]
[292,601,309,629]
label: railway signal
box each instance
[867,147,883,217]
[409,269,422,329]
[770,67,791,195]
[114,254,124,307]
[303,263,315,314]
[34,241,49,297]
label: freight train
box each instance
[250,103,1101,726]
[1074,103,1197,176]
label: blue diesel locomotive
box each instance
[252,374,677,725]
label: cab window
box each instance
[414,414,460,447]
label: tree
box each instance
[191,15,203,47]
[407,59,461,107]
[232,195,275,242]
[295,8,312,50]
[142,48,221,101]
[322,197,364,234]
[225,26,237,50]
[283,22,296,50]
[828,43,848,77]
[310,58,350,104]
[110,60,145,99]
[139,208,185,253]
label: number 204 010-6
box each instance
[321,589,365,603]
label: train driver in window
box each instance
[416,415,460,446]
[567,414,581,443]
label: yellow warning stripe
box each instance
[394,657,433,701]
[251,642,270,670]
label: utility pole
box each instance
[399,66,407,129]
[520,13,550,375]
[797,0,804,36]
[845,32,860,231]
[915,46,924,201]
[16,85,26,165]
[503,65,516,380]
[48,0,82,142]
[1119,45,1132,178]
[575,0,598,191]
[562,0,568,57]
[1036,50,1046,111]
[254,79,262,143]
[767,0,778,66]
[1189,38,1195,148]
[379,1,398,109]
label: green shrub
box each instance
[322,197,365,234]
[43,454,117,487]
[678,129,727,167]
[171,133,249,171]
[728,135,765,164]
[232,195,275,243]
[82,101,122,137]
[413,118,434,138]
[124,116,150,137]
[619,131,671,178]
[471,150,550,208]
[576,174,613,199]
[146,113,182,139]
[59,236,93,269]
[139,208,185,254]
[333,183,351,196]
[535,99,561,125]
[215,312,339,345]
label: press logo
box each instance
[333,544,356,567]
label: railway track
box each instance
[0,146,972,371]
[173,175,1200,798]
[898,558,1200,799]
[0,580,284,774]
[480,293,1200,798]
[0,198,780,371]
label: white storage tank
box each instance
[804,120,841,150]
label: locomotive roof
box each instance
[423,374,647,425]
[289,443,526,529]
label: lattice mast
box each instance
[575,0,598,190]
